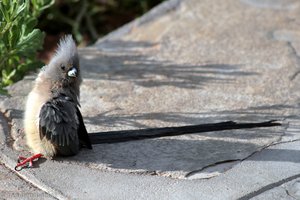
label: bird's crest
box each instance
[50,35,78,64]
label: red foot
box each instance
[15,153,43,171]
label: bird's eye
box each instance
[60,65,66,71]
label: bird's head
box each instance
[43,35,81,88]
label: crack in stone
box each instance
[286,42,300,81]
[185,159,240,179]
[185,141,273,180]
[286,188,298,200]
[237,173,300,200]
[186,120,292,180]
[237,119,300,199]
[190,115,299,180]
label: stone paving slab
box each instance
[0,71,290,179]
[251,178,300,200]
[0,163,55,200]
[1,0,300,199]
[1,116,299,199]
[0,111,56,200]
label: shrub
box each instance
[0,0,54,93]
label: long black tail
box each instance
[88,120,281,144]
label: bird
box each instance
[15,35,92,170]
[15,36,281,171]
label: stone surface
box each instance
[1,0,300,199]
[0,112,55,200]
[1,0,300,179]
[286,179,300,199]
[0,163,54,200]
[62,0,300,178]
[1,121,299,200]
[248,178,300,200]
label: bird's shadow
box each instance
[31,157,47,169]
[62,104,298,176]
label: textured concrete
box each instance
[251,178,300,200]
[0,110,55,200]
[0,163,54,200]
[0,0,300,199]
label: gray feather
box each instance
[39,93,80,155]
[36,35,91,156]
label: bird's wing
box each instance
[39,96,79,147]
[76,107,92,149]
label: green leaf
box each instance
[15,2,26,17]
[39,0,55,11]
[23,18,38,35]
[17,29,45,55]
[0,0,52,89]
[0,3,10,22]
[2,31,9,48]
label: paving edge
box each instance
[95,0,182,45]
[0,111,68,200]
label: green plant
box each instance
[0,0,54,93]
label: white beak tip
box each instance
[67,68,77,77]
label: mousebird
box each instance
[15,36,281,171]
[16,35,92,170]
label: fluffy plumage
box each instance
[23,35,91,158]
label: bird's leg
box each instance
[15,153,43,171]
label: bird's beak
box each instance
[67,67,77,77]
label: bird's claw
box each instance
[15,153,43,171]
